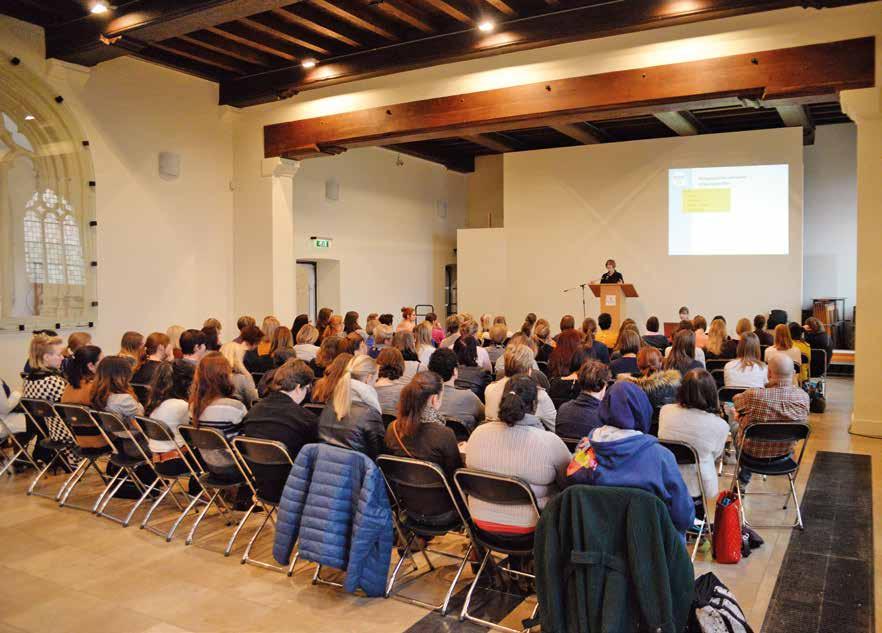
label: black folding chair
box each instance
[382,413,397,429]
[179,425,258,555]
[443,416,470,442]
[718,386,748,404]
[131,383,150,406]
[19,398,76,499]
[92,411,155,526]
[454,468,541,633]
[732,421,811,530]
[231,436,296,572]
[0,407,40,479]
[54,404,113,512]
[133,416,203,539]
[659,439,711,561]
[377,456,472,615]
[710,369,725,389]
[809,349,828,395]
[704,359,730,374]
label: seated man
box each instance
[642,316,669,351]
[427,348,485,431]
[555,360,609,440]
[732,354,809,485]
[595,313,617,348]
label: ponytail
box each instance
[331,354,377,420]
[498,374,537,426]
[396,372,442,438]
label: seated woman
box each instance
[692,315,708,350]
[485,345,557,431]
[385,371,462,482]
[455,321,492,371]
[201,326,221,352]
[453,335,492,401]
[219,342,259,407]
[241,360,319,460]
[625,347,681,434]
[547,329,584,380]
[734,317,752,340]
[318,355,385,460]
[392,331,421,380]
[547,346,594,410]
[92,356,145,440]
[664,321,706,367]
[309,335,344,380]
[311,353,354,405]
[269,326,296,367]
[485,324,508,367]
[789,322,812,384]
[566,381,694,535]
[257,316,281,357]
[663,330,703,376]
[804,317,833,370]
[608,328,641,377]
[132,332,171,386]
[343,311,362,335]
[143,361,192,474]
[723,333,768,388]
[190,352,247,439]
[704,318,737,360]
[62,345,102,405]
[658,369,729,507]
[291,314,309,341]
[294,324,320,362]
[465,375,571,535]
[493,333,544,382]
[322,315,344,341]
[118,331,145,368]
[397,307,417,333]
[374,348,408,417]
[533,321,555,365]
[764,324,802,381]
[415,321,436,368]
[580,318,610,365]
[555,360,610,440]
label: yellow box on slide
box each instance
[681,188,731,213]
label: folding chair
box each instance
[718,386,747,404]
[443,416,470,442]
[91,411,155,526]
[179,425,258,555]
[454,468,541,633]
[19,398,77,499]
[732,421,810,530]
[0,410,40,479]
[659,439,711,561]
[231,436,296,572]
[131,383,150,406]
[382,413,397,429]
[53,404,113,512]
[704,359,729,374]
[710,369,725,389]
[809,349,828,396]
[377,456,472,615]
[133,416,203,538]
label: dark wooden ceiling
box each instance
[1,0,875,108]
[385,101,853,172]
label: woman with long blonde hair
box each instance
[705,318,737,359]
[220,342,258,406]
[257,316,281,356]
[317,354,384,459]
[764,323,801,366]
[723,332,768,388]
[166,325,185,359]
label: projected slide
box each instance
[668,164,789,255]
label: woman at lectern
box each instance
[594,259,623,284]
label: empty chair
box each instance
[18,398,77,499]
[54,404,113,511]
[179,425,257,555]
[232,436,295,572]
[732,421,810,530]
[659,439,710,561]
[454,468,541,633]
[377,455,472,615]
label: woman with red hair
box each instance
[546,329,585,379]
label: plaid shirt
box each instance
[733,384,809,458]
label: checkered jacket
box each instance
[732,385,809,458]
[23,371,79,470]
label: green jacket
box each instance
[534,485,694,633]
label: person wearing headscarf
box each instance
[565,381,694,534]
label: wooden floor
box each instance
[0,377,877,633]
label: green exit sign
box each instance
[313,238,331,249]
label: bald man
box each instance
[732,353,809,485]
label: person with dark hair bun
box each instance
[464,374,570,534]
[659,369,729,503]
[384,371,462,483]
[61,345,103,405]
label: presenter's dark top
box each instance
[600,270,624,284]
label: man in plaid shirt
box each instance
[733,354,809,484]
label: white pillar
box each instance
[841,86,882,437]
[263,157,300,319]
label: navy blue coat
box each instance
[273,443,393,597]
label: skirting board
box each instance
[849,416,882,439]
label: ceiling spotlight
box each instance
[24,114,35,121]
[301,58,317,69]
[91,2,109,14]
[478,20,494,33]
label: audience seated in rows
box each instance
[384,371,462,482]
[555,360,609,439]
[566,381,694,534]
[733,354,810,486]
[426,348,484,431]
[724,333,768,388]
[658,369,729,502]
[485,345,557,431]
[241,360,318,459]
[465,375,571,534]
[318,355,384,460]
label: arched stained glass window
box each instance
[23,207,45,283]
[21,188,86,286]
[63,215,85,285]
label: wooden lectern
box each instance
[589,284,638,330]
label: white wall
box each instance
[0,16,235,385]
[803,124,857,317]
[457,128,804,330]
[457,228,507,319]
[289,147,467,322]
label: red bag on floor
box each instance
[712,490,742,564]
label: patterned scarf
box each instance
[420,405,445,426]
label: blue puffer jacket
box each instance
[272,443,393,597]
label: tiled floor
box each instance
[0,377,877,633]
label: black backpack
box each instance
[689,573,754,633]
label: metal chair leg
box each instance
[286,550,300,576]
[386,533,417,597]
[186,490,219,545]
[92,468,124,512]
[440,543,472,616]
[224,502,256,556]
[123,478,160,527]
[167,490,204,542]
[460,550,490,623]
[27,452,62,497]
[56,458,89,503]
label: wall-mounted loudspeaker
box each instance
[159,152,181,179]
[325,178,340,201]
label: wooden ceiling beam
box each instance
[208,23,299,61]
[482,0,517,17]
[776,104,816,144]
[462,134,515,152]
[271,7,362,47]
[133,47,230,82]
[150,38,254,73]
[44,0,307,66]
[179,31,277,67]
[383,144,475,173]
[262,38,874,158]
[550,123,601,144]
[309,0,400,41]
[238,15,333,55]
[653,111,702,136]
[421,0,475,24]
[371,0,436,33]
